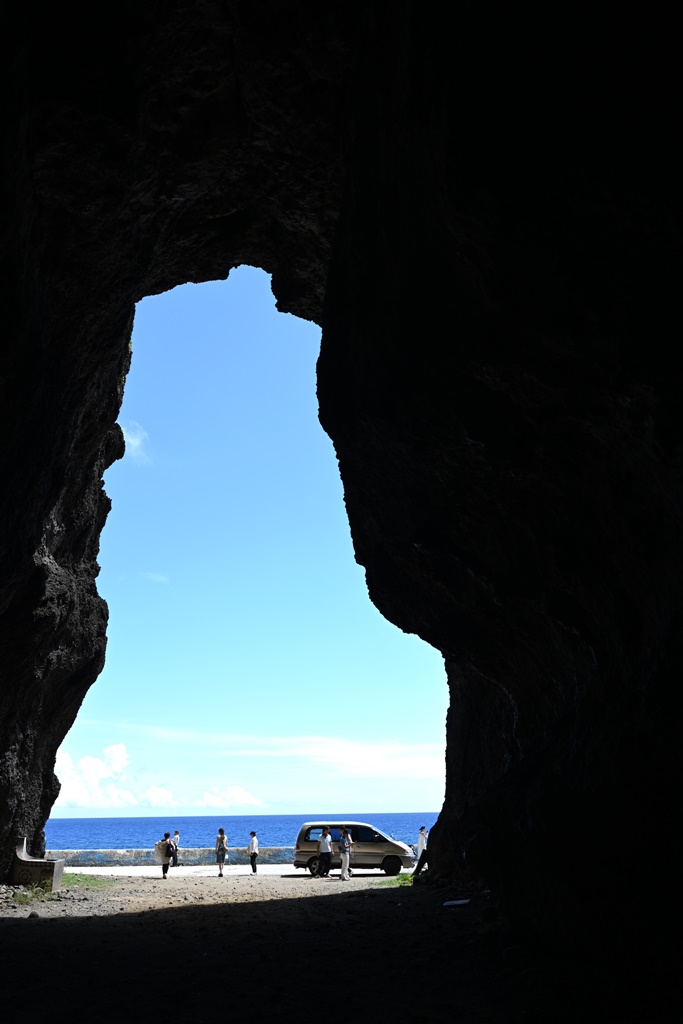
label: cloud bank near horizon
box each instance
[53,732,445,814]
[54,745,266,812]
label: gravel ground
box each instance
[0,868,641,1022]
[0,865,407,919]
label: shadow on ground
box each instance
[0,879,664,1022]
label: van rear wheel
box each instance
[307,857,320,876]
[382,856,402,876]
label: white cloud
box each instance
[55,744,138,809]
[62,725,444,782]
[142,785,179,808]
[139,571,170,585]
[223,735,444,780]
[85,722,442,763]
[305,737,442,780]
[121,420,151,464]
[193,786,266,809]
[53,731,444,814]
[53,743,261,812]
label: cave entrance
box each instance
[49,267,446,825]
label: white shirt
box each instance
[248,835,259,854]
[318,833,332,854]
[417,830,428,856]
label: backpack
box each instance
[165,841,174,857]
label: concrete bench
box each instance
[11,837,65,891]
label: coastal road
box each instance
[69,863,413,878]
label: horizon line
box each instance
[47,809,440,820]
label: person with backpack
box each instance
[154,831,174,878]
[215,827,228,877]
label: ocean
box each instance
[45,812,437,850]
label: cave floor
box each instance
[0,870,649,1022]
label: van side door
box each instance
[352,825,388,868]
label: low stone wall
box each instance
[46,847,295,867]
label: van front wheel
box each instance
[307,857,320,876]
[382,856,402,876]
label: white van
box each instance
[293,820,415,875]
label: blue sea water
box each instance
[45,812,437,850]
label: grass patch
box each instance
[62,872,117,889]
[11,884,54,906]
[9,873,116,905]
[375,873,414,888]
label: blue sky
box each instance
[52,267,447,818]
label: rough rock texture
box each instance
[316,11,682,991]
[1,0,353,871]
[1,0,679,1006]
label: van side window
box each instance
[355,826,377,843]
[306,828,323,842]
[329,827,342,842]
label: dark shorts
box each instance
[216,850,226,864]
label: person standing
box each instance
[154,832,173,879]
[346,828,354,876]
[215,827,228,877]
[170,829,180,867]
[413,825,429,876]
[315,826,333,877]
[339,827,352,880]
[248,830,259,873]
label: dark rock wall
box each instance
[1,0,354,874]
[318,6,681,970]
[1,0,679,983]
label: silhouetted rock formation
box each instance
[1,1,679,1004]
